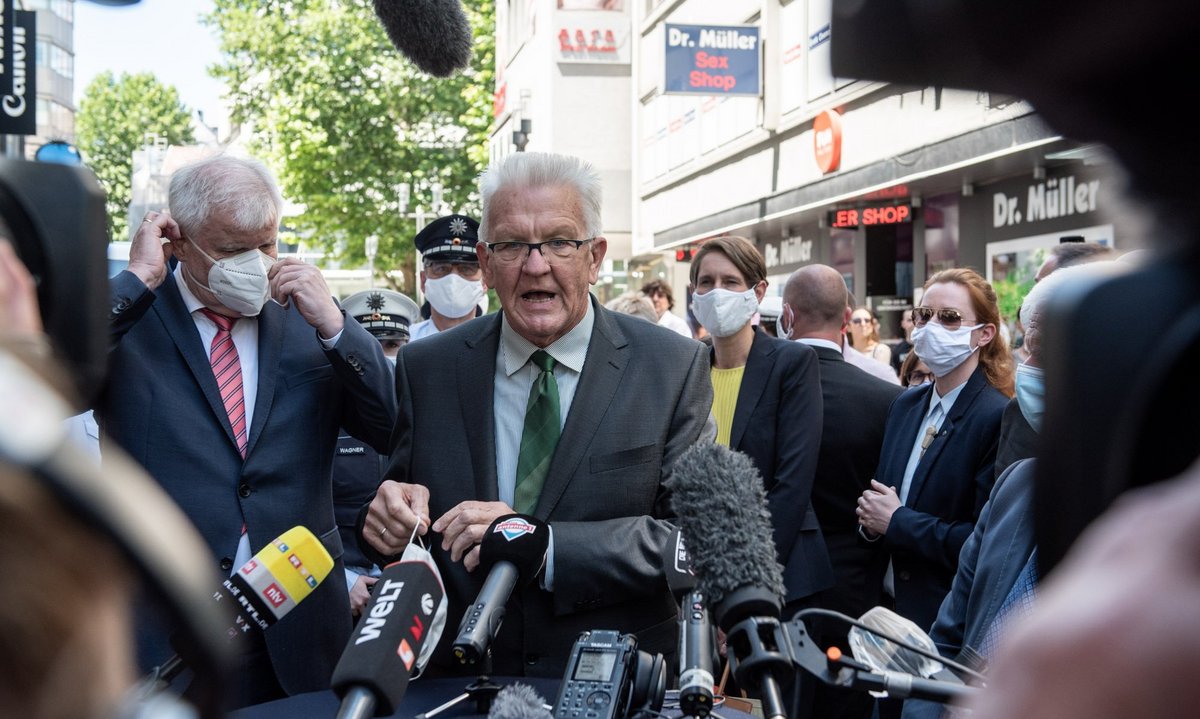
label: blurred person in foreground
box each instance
[361,151,714,677]
[334,288,420,617]
[857,268,1013,718]
[98,154,397,708]
[782,263,903,719]
[409,214,487,342]
[641,277,694,338]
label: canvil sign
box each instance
[0,9,36,135]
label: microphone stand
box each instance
[724,616,792,719]
[415,648,503,719]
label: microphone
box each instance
[371,0,473,77]
[332,555,448,719]
[488,683,553,719]
[678,590,715,717]
[452,514,549,665]
[148,526,334,684]
[668,443,791,719]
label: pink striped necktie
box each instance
[199,308,248,458]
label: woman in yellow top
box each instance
[688,236,833,614]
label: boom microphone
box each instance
[372,0,473,77]
[149,526,334,684]
[678,590,715,717]
[452,514,549,664]
[332,555,448,719]
[668,443,790,719]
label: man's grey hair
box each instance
[605,292,658,323]
[168,155,284,239]
[1020,262,1122,360]
[478,152,602,244]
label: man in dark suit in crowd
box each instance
[361,151,714,677]
[100,155,397,708]
[782,264,903,719]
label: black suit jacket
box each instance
[805,344,903,618]
[875,366,1008,631]
[377,300,714,677]
[727,331,833,603]
[100,271,396,695]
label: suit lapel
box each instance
[245,300,285,458]
[907,368,987,505]
[153,274,240,450]
[460,315,501,502]
[730,331,774,450]
[534,302,628,518]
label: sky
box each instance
[73,0,229,137]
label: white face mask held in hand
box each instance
[424,273,485,319]
[186,239,277,317]
[691,288,759,338]
[912,321,983,377]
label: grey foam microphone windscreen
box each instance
[668,442,786,610]
[371,0,473,77]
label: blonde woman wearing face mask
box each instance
[689,237,834,655]
[848,307,893,368]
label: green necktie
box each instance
[514,350,560,514]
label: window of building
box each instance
[50,44,74,79]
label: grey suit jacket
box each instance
[100,270,396,695]
[381,298,714,677]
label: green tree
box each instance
[207,0,495,294]
[76,71,195,243]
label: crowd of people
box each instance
[0,143,1173,719]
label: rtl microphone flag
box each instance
[217,526,334,639]
[332,555,447,718]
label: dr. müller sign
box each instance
[664,24,760,96]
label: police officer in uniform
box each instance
[334,288,420,615]
[409,214,487,342]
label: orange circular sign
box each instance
[813,109,843,174]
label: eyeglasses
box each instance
[485,238,594,265]
[850,317,873,325]
[911,306,973,330]
[907,370,934,385]
[424,260,482,279]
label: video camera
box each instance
[0,158,110,410]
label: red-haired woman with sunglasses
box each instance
[855,268,1014,715]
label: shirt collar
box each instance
[173,262,207,315]
[929,380,968,418]
[797,337,841,352]
[500,300,594,376]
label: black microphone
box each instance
[452,514,550,665]
[487,683,553,719]
[371,0,473,77]
[678,590,715,717]
[147,526,335,684]
[668,443,791,719]
[332,556,448,719]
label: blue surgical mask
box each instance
[1014,363,1045,433]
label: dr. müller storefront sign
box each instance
[0,5,35,135]
[664,24,761,96]
[962,166,1112,242]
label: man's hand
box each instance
[349,574,379,618]
[125,210,178,290]
[268,258,344,338]
[365,480,430,555]
[857,480,901,536]
[432,501,516,571]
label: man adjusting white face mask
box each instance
[691,287,760,338]
[911,321,983,377]
[424,273,485,319]
[186,239,277,317]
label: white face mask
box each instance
[399,532,448,678]
[779,304,795,340]
[911,321,983,377]
[691,287,759,338]
[187,239,276,317]
[424,273,485,319]
[1014,363,1045,433]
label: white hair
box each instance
[477,152,602,243]
[168,155,283,239]
[1020,262,1124,360]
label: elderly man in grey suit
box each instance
[362,152,714,678]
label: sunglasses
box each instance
[911,306,973,329]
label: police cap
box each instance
[341,289,420,341]
[415,214,480,262]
